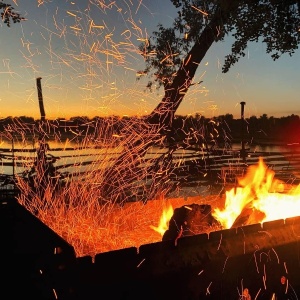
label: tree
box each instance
[1,1,24,27]
[140,0,300,128]
[100,0,300,203]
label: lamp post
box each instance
[240,101,246,163]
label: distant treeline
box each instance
[0,113,299,145]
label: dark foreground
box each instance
[1,197,300,300]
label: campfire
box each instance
[9,155,300,300]
[152,157,300,241]
[16,156,300,258]
[213,156,300,228]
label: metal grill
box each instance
[1,197,300,299]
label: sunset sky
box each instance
[0,0,299,120]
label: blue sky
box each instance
[0,0,299,120]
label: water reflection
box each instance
[1,139,300,178]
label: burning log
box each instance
[162,203,221,242]
[231,204,266,228]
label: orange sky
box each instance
[0,1,299,120]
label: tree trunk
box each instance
[146,0,239,128]
[100,1,239,203]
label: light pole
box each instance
[240,101,246,163]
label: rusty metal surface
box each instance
[72,217,300,299]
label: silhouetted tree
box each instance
[101,1,300,203]
[140,0,300,129]
[1,1,24,27]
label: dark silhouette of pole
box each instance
[35,77,50,203]
[12,135,15,179]
[240,101,246,163]
[36,77,46,122]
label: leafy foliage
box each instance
[224,0,300,72]
[139,0,300,89]
[1,0,25,27]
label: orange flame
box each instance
[150,202,173,236]
[213,157,300,228]
[151,157,300,238]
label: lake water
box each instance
[1,138,300,178]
